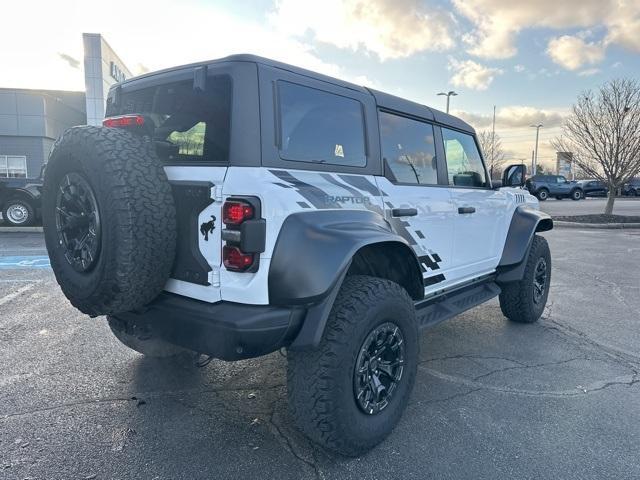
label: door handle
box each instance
[458,206,476,214]
[391,208,418,217]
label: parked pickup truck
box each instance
[0,174,43,226]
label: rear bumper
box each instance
[114,293,305,360]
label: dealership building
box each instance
[0,33,131,179]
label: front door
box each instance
[441,127,509,281]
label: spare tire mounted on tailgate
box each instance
[42,126,176,316]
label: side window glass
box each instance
[442,128,487,187]
[379,111,438,185]
[278,81,366,167]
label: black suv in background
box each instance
[623,178,640,197]
[577,179,608,197]
[0,169,44,226]
[525,174,583,201]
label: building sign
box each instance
[110,61,126,83]
[556,152,573,179]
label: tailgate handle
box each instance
[392,208,418,217]
[458,206,476,214]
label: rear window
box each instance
[106,75,232,164]
[277,81,366,167]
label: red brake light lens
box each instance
[223,245,254,271]
[223,201,254,225]
[103,115,145,128]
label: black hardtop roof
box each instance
[118,54,474,134]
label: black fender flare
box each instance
[268,210,423,349]
[496,206,553,283]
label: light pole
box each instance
[530,123,543,175]
[437,91,458,113]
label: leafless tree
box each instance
[478,130,506,179]
[552,79,640,214]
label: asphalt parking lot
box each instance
[1,228,639,480]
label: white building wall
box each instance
[82,33,132,126]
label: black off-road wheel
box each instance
[42,126,176,316]
[287,275,418,456]
[107,316,191,358]
[499,235,551,323]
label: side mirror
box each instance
[502,164,527,187]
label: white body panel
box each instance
[448,188,510,281]
[163,163,537,306]
[375,177,458,294]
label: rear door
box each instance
[106,68,234,302]
[375,110,457,293]
[441,127,509,280]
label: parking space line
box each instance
[0,255,51,269]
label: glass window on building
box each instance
[0,156,27,178]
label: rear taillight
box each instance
[223,201,254,225]
[223,245,254,271]
[221,198,265,273]
[103,115,145,128]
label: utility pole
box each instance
[531,150,535,175]
[530,123,543,175]
[437,91,458,113]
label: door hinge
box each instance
[208,266,221,287]
[213,184,223,202]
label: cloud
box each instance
[514,64,526,73]
[0,0,376,91]
[58,52,80,69]
[270,0,457,60]
[455,106,566,129]
[577,67,602,76]
[547,35,606,70]
[448,58,502,90]
[452,0,640,60]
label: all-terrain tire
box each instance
[107,316,190,358]
[287,275,418,456]
[2,198,35,226]
[536,188,549,201]
[571,189,583,200]
[499,235,551,323]
[42,126,176,316]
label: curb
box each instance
[0,226,44,233]
[553,221,640,229]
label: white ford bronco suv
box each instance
[42,55,552,456]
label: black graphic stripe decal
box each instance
[419,254,441,271]
[424,273,446,286]
[269,170,341,209]
[319,173,385,216]
[338,175,383,197]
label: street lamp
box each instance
[530,123,543,175]
[437,91,458,114]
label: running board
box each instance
[414,281,501,330]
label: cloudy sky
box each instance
[1,0,639,168]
